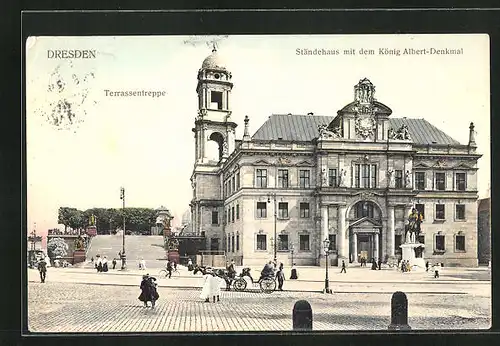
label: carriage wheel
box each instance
[233,278,247,291]
[260,277,276,293]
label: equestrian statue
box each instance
[404,208,423,243]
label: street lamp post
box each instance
[267,193,277,263]
[120,187,127,269]
[323,237,332,294]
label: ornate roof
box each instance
[251,114,461,145]
[201,46,227,70]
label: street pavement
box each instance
[27,264,491,332]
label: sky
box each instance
[26,34,490,244]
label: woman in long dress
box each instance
[96,256,103,272]
[102,256,109,272]
[138,274,159,308]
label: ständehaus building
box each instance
[190,48,481,267]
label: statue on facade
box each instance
[405,170,412,188]
[388,128,397,139]
[387,169,394,187]
[339,169,346,187]
[222,141,229,155]
[318,124,341,140]
[321,168,328,186]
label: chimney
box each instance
[243,115,250,141]
[468,122,476,147]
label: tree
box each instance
[47,237,69,259]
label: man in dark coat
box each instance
[112,258,117,270]
[340,260,347,273]
[227,259,236,279]
[276,263,285,291]
[371,258,378,270]
[166,261,173,278]
[38,258,47,283]
[378,259,382,270]
[138,274,159,308]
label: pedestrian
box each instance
[38,257,47,283]
[187,258,194,271]
[227,259,236,279]
[378,259,382,270]
[425,261,430,272]
[290,263,298,279]
[340,260,347,273]
[112,258,117,270]
[401,260,406,273]
[96,256,103,272]
[276,263,285,290]
[102,256,109,272]
[166,260,173,278]
[172,260,177,272]
[90,256,94,264]
[433,263,440,278]
[200,272,221,303]
[138,274,159,308]
[371,258,377,270]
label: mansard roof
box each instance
[251,114,461,145]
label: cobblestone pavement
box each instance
[28,281,491,332]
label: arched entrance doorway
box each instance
[348,200,382,263]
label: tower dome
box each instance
[201,44,227,70]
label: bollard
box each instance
[388,291,411,330]
[293,300,312,330]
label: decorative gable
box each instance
[252,159,272,166]
[350,217,382,228]
[296,160,314,167]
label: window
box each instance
[278,234,289,251]
[456,204,465,220]
[211,211,219,225]
[415,172,426,190]
[354,164,377,188]
[395,170,403,188]
[236,234,239,251]
[210,238,220,251]
[231,177,235,193]
[231,206,235,223]
[300,202,310,218]
[236,204,240,220]
[355,201,374,219]
[418,235,425,244]
[236,172,240,190]
[395,235,402,253]
[435,172,446,190]
[256,234,267,250]
[231,235,235,253]
[435,204,445,220]
[210,91,223,110]
[224,209,228,225]
[278,169,289,188]
[299,234,310,251]
[456,173,466,191]
[328,234,336,251]
[299,170,310,188]
[435,234,445,251]
[256,169,267,188]
[256,202,267,218]
[228,180,232,195]
[329,169,337,187]
[278,202,289,219]
[415,203,425,219]
[455,235,465,251]
[226,235,229,252]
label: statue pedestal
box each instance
[400,242,425,271]
[73,250,86,264]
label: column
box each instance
[321,205,328,247]
[374,232,379,261]
[353,232,358,262]
[337,206,347,264]
[388,206,395,257]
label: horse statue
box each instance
[405,208,422,243]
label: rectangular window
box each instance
[236,172,240,190]
[277,169,289,188]
[299,170,310,188]
[455,235,465,251]
[415,172,426,190]
[354,164,360,188]
[362,164,370,188]
[236,204,240,220]
[328,234,336,251]
[256,169,268,188]
[299,202,310,218]
[395,235,402,253]
[329,169,337,187]
[435,204,445,220]
[299,234,310,251]
[231,177,235,194]
[278,234,289,251]
[435,172,446,190]
[435,234,445,251]
[210,91,223,110]
[210,238,219,251]
[456,173,466,191]
[278,202,289,219]
[371,164,377,188]
[231,206,235,223]
[456,204,465,220]
[395,170,403,189]
[211,211,219,225]
[236,234,239,251]
[256,234,267,250]
[256,202,267,218]
[226,235,229,252]
[418,235,425,244]
[415,203,425,219]
[224,210,227,225]
[231,235,235,253]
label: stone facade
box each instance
[190,50,482,267]
[477,198,491,265]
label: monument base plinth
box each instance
[400,242,425,271]
[73,250,86,264]
[168,250,180,264]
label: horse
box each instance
[193,265,233,291]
